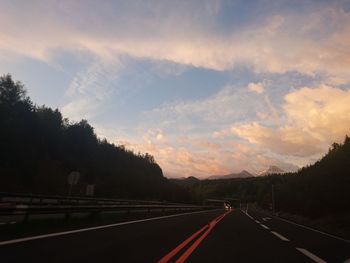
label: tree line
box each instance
[174,136,350,218]
[0,74,189,202]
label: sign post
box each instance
[67,171,80,199]
[86,184,95,196]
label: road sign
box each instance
[67,171,80,199]
[68,172,80,185]
[86,184,95,196]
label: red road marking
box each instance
[157,224,208,263]
[158,210,232,263]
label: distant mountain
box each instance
[207,170,254,180]
[169,176,201,187]
[257,165,285,176]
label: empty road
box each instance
[1,208,350,262]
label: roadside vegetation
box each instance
[177,136,350,218]
[0,74,189,202]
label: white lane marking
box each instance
[275,215,350,244]
[243,211,254,220]
[255,220,260,224]
[260,224,270,230]
[296,248,327,263]
[271,231,290,241]
[0,209,222,246]
[0,222,6,225]
[242,210,255,220]
[262,217,271,222]
[10,221,16,224]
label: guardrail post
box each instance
[23,212,29,222]
[89,210,100,219]
[65,212,71,220]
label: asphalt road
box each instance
[1,208,349,263]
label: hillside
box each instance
[169,176,201,187]
[0,75,188,202]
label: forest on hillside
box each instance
[0,75,189,202]
[175,136,350,218]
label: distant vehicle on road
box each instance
[224,202,231,210]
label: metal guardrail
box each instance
[0,192,217,221]
[0,192,183,206]
[0,204,213,216]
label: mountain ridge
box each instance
[257,165,285,176]
[207,170,254,180]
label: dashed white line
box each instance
[272,214,350,244]
[271,231,290,241]
[242,211,254,220]
[255,220,260,224]
[260,224,270,230]
[296,248,327,263]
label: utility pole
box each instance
[272,184,275,215]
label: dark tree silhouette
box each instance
[0,74,189,202]
[173,136,350,217]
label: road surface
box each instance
[1,208,349,262]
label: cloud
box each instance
[248,82,265,94]
[1,1,350,82]
[134,84,350,176]
[232,85,350,158]
[142,84,278,133]
[232,123,323,157]
[123,133,299,178]
[2,1,349,177]
[61,60,122,121]
[283,85,350,142]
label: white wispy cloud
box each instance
[248,82,265,94]
[1,0,350,177]
[232,85,350,158]
[62,60,122,121]
[0,1,350,82]
[142,84,277,133]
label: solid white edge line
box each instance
[274,215,350,244]
[271,231,290,241]
[0,209,222,246]
[296,248,327,263]
[260,224,270,230]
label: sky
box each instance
[1,0,350,178]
